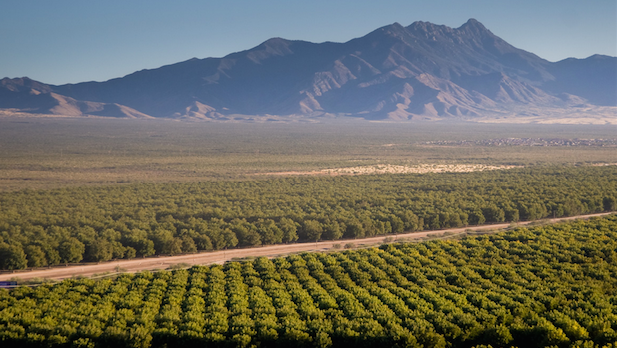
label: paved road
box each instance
[1,212,613,282]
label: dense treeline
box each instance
[1,216,616,347]
[0,166,616,270]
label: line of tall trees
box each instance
[0,165,616,270]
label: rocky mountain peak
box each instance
[407,20,452,35]
[365,22,410,41]
[459,18,487,30]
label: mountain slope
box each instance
[544,54,617,106]
[1,19,615,121]
[0,77,153,118]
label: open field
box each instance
[1,118,616,191]
[1,212,612,283]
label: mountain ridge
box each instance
[1,19,615,122]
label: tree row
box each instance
[1,215,616,347]
[1,166,616,270]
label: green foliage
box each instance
[2,216,617,347]
[23,245,47,268]
[0,243,27,270]
[0,166,616,269]
[57,238,85,264]
[302,220,323,242]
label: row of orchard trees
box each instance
[1,166,617,270]
[0,215,616,347]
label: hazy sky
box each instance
[1,0,615,85]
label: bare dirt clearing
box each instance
[2,212,612,283]
[260,164,520,176]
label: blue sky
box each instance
[1,0,615,85]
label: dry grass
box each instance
[1,118,616,191]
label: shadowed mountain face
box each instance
[543,55,617,106]
[2,19,615,120]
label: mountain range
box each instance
[1,19,615,122]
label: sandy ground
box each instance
[469,106,617,125]
[1,212,613,283]
[260,164,518,176]
[592,163,617,166]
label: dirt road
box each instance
[1,212,613,282]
